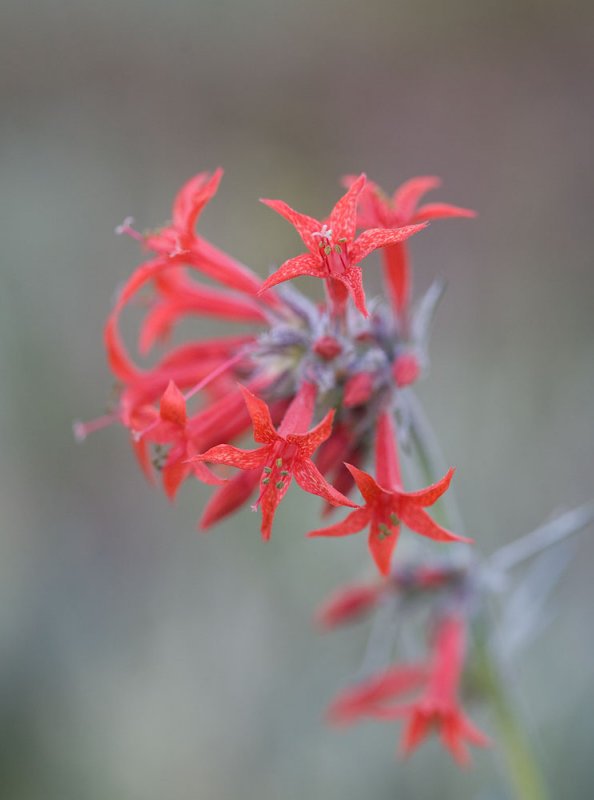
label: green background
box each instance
[1,1,593,797]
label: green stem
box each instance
[478,647,549,800]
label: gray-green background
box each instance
[2,1,593,797]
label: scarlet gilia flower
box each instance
[260,175,427,317]
[370,615,490,766]
[308,412,471,576]
[344,174,476,319]
[189,382,358,540]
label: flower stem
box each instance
[477,645,550,800]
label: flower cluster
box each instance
[80,167,489,766]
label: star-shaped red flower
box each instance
[370,616,490,766]
[308,412,471,575]
[344,174,476,316]
[189,382,357,540]
[259,175,427,317]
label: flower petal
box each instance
[403,467,455,507]
[330,174,365,243]
[260,198,322,253]
[393,176,441,221]
[159,380,187,427]
[350,223,428,265]
[191,443,269,470]
[398,503,472,544]
[259,254,323,294]
[294,459,359,507]
[368,518,400,576]
[287,409,335,457]
[237,384,279,444]
[172,168,223,235]
[375,412,402,491]
[344,463,383,505]
[411,202,476,223]
[307,507,370,538]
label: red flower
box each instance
[371,616,490,766]
[345,175,475,317]
[260,175,427,317]
[308,412,471,575]
[189,382,357,540]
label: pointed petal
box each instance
[191,443,269,470]
[350,223,428,264]
[403,467,455,506]
[400,710,431,756]
[307,507,370,538]
[259,476,292,541]
[411,202,476,223]
[259,254,323,294]
[238,384,278,443]
[458,713,491,748]
[287,409,334,457]
[327,666,426,723]
[172,168,223,234]
[159,380,187,427]
[441,718,472,767]
[294,459,359,507]
[104,314,142,384]
[130,435,155,485]
[260,198,322,252]
[316,583,382,629]
[368,518,400,576]
[277,381,316,437]
[398,503,472,544]
[344,463,383,505]
[330,174,365,243]
[375,412,402,491]
[393,176,441,221]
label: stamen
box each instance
[114,216,143,242]
[276,458,283,467]
[276,481,285,489]
[390,513,400,526]
[72,413,118,443]
[262,478,271,485]
[263,467,273,474]
[280,470,289,476]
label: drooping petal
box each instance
[191,443,269,470]
[411,202,476,223]
[307,507,370,538]
[441,717,472,767]
[172,168,224,235]
[287,409,335,457]
[350,223,428,265]
[260,198,322,253]
[294,459,359,507]
[315,583,382,629]
[368,517,400,577]
[397,503,472,544]
[259,254,323,294]
[393,176,441,221]
[403,467,455,506]
[162,457,191,501]
[339,268,368,318]
[238,384,278,443]
[400,709,431,756]
[259,475,293,541]
[330,174,365,243]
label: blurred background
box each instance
[2,0,593,797]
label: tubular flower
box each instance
[260,174,427,317]
[189,382,358,540]
[370,615,490,766]
[345,174,476,318]
[308,412,471,576]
